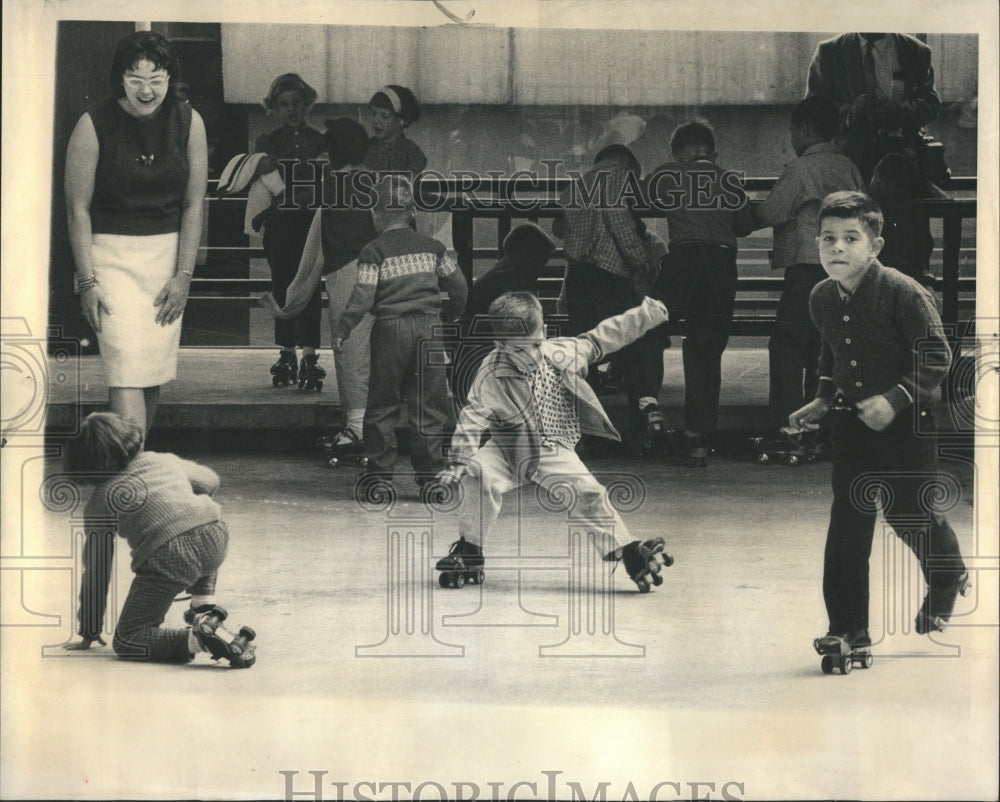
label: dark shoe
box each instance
[915,570,971,634]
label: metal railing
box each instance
[190,176,976,338]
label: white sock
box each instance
[638,396,658,410]
[189,595,215,610]
[345,409,365,438]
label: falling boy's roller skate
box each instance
[604,537,675,593]
[435,536,485,589]
[185,604,257,668]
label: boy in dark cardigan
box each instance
[789,191,968,663]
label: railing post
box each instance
[940,206,963,330]
[452,209,475,289]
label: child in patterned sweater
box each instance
[62,412,256,667]
[335,175,467,494]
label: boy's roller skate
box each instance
[754,427,824,467]
[435,536,484,589]
[269,349,298,388]
[604,537,675,593]
[318,428,368,468]
[915,570,972,634]
[184,604,257,668]
[813,630,873,675]
[298,353,326,391]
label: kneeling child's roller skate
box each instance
[604,537,675,593]
[813,630,872,675]
[185,604,257,668]
[435,536,484,589]
[269,350,298,388]
[915,570,971,634]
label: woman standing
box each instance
[65,30,208,434]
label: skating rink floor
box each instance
[2,436,997,800]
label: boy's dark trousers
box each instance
[823,406,966,635]
[657,242,738,435]
[262,208,322,348]
[768,264,827,430]
[564,262,666,408]
[364,314,453,475]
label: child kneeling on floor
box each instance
[62,412,256,668]
[436,292,674,592]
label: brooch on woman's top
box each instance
[138,154,155,167]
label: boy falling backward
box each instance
[435,292,674,592]
[789,191,969,668]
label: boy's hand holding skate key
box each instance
[787,397,832,433]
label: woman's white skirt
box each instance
[91,232,182,387]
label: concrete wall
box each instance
[227,25,979,178]
[222,26,979,107]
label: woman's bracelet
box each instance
[73,273,98,295]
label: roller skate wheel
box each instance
[476,570,485,585]
[651,570,664,586]
[636,578,650,593]
[821,655,834,674]
[239,626,256,642]
[840,656,853,674]
[358,456,369,467]
[454,573,466,589]
[787,454,801,467]
[327,457,340,468]
[758,452,770,464]
[438,573,450,588]
[859,653,873,669]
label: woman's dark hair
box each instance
[110,30,184,100]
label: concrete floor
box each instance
[2,441,996,800]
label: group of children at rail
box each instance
[65,68,968,668]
